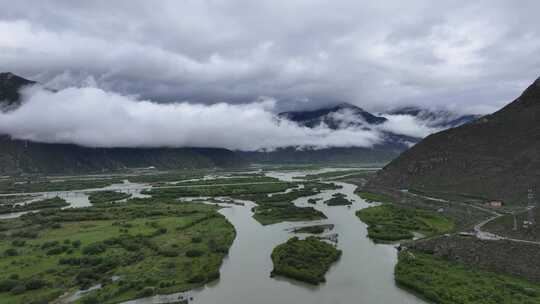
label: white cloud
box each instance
[378,114,441,138]
[0,86,382,151]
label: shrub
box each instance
[191,236,202,243]
[81,295,100,304]
[41,241,59,249]
[159,249,179,257]
[137,287,155,297]
[72,240,82,248]
[25,278,46,290]
[11,239,26,247]
[4,248,18,257]
[82,242,106,255]
[46,245,69,255]
[10,284,26,295]
[185,249,204,258]
[187,274,206,284]
[0,279,19,292]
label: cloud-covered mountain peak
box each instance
[279,102,387,130]
[387,105,481,129]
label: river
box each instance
[124,170,425,304]
[0,169,426,303]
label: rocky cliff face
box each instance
[368,77,540,204]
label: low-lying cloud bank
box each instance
[0,86,391,151]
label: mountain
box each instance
[239,146,402,165]
[279,103,387,129]
[0,136,245,174]
[0,72,35,111]
[0,72,245,174]
[241,103,402,164]
[368,76,540,204]
[388,106,481,129]
[244,103,478,164]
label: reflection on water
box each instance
[125,171,425,304]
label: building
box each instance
[485,200,503,208]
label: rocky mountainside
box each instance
[0,73,245,174]
[368,76,540,204]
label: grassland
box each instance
[395,250,540,304]
[295,169,372,180]
[0,179,121,194]
[143,182,295,200]
[248,182,339,225]
[291,224,334,234]
[356,204,454,242]
[356,191,394,204]
[147,181,337,225]
[270,237,341,285]
[87,191,132,205]
[0,197,69,214]
[170,174,279,186]
[0,198,235,304]
[252,203,326,225]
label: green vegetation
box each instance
[88,191,132,205]
[307,198,321,204]
[395,250,540,304]
[143,182,295,200]
[356,204,454,242]
[172,175,279,186]
[291,224,333,234]
[0,197,69,214]
[324,193,352,206]
[252,203,326,225]
[126,172,206,184]
[271,236,341,285]
[298,169,373,180]
[147,181,337,225]
[0,178,120,194]
[0,198,235,304]
[248,182,338,225]
[356,191,393,204]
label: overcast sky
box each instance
[0,1,539,150]
[1,0,539,113]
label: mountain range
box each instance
[368,76,540,205]
[240,101,479,164]
[0,72,480,173]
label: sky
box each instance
[0,0,539,150]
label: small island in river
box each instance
[270,236,341,285]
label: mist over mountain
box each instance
[0,72,482,170]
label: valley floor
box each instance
[0,166,539,304]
